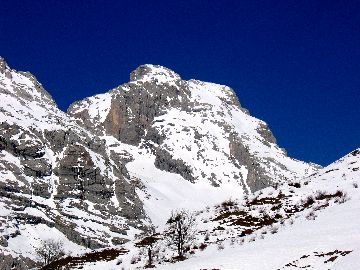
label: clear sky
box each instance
[1,0,359,166]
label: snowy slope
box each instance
[82,149,359,270]
[154,149,360,270]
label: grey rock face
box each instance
[0,57,12,79]
[0,253,37,270]
[43,129,67,153]
[0,122,44,159]
[114,177,145,220]
[154,148,195,183]
[55,144,108,200]
[22,158,52,178]
[229,133,272,191]
[102,80,190,145]
[129,64,181,82]
[0,236,8,247]
[256,122,277,147]
[0,57,7,72]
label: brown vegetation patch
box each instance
[40,248,128,270]
[240,229,253,236]
[324,255,338,263]
[230,215,262,227]
[280,250,352,269]
[213,226,225,231]
[289,182,301,188]
[212,210,247,221]
[301,195,315,208]
[248,195,284,206]
[315,190,345,200]
[199,243,208,251]
[220,199,237,209]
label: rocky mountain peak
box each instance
[2,58,55,109]
[0,56,10,72]
[0,56,12,79]
[129,64,181,83]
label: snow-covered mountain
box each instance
[1,56,357,270]
[68,64,317,193]
[0,57,147,269]
[47,149,360,270]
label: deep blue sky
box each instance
[1,0,359,166]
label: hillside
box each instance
[79,149,360,269]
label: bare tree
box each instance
[135,234,161,267]
[35,239,65,266]
[165,209,196,258]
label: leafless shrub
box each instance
[135,232,161,267]
[315,190,328,200]
[334,191,350,204]
[204,232,210,241]
[313,204,324,211]
[306,211,317,220]
[35,239,64,266]
[199,243,207,251]
[217,242,224,250]
[353,182,358,188]
[334,190,345,197]
[220,198,237,210]
[301,195,315,208]
[130,255,140,264]
[165,209,197,258]
[272,182,279,190]
[289,182,301,188]
[258,206,267,214]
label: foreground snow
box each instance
[156,193,360,270]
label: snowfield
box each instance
[77,149,360,270]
